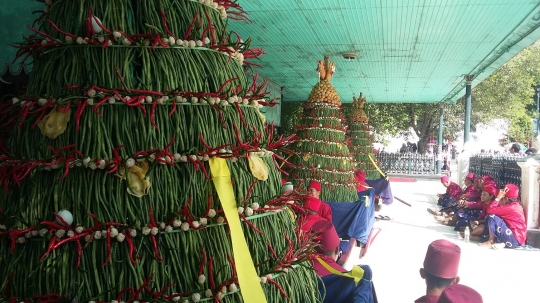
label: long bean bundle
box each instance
[287,57,357,202]
[0,0,320,302]
[347,93,382,180]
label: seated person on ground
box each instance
[460,173,479,201]
[461,185,497,241]
[308,180,333,222]
[433,173,479,226]
[479,184,526,249]
[415,240,461,303]
[311,220,376,303]
[436,284,483,303]
[427,176,462,216]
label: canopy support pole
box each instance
[464,76,474,144]
[437,107,444,174]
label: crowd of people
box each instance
[428,173,527,250]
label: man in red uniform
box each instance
[436,284,483,303]
[299,196,327,232]
[428,176,462,216]
[415,240,461,303]
[311,220,377,302]
[479,184,526,249]
[308,180,333,222]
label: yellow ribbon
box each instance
[316,258,365,286]
[368,155,388,180]
[209,158,267,303]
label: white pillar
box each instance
[517,159,540,229]
[457,148,471,186]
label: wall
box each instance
[0,1,43,68]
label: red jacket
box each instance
[299,214,326,233]
[487,200,527,245]
[476,201,491,220]
[463,185,481,201]
[317,202,333,222]
[446,182,463,200]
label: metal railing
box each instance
[376,152,436,174]
[468,154,525,190]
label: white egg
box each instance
[91,16,103,34]
[56,209,73,226]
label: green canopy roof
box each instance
[230,0,540,103]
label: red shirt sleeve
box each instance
[467,201,484,210]
[317,202,333,222]
[487,200,517,217]
[446,183,463,200]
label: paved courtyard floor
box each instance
[358,178,540,303]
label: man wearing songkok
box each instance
[465,185,497,241]
[308,180,333,222]
[479,184,526,249]
[311,220,376,303]
[415,240,461,303]
[427,176,462,216]
[436,284,483,303]
[299,196,327,232]
[460,173,480,201]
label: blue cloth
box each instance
[326,189,376,244]
[481,214,521,248]
[437,194,454,208]
[454,208,482,231]
[366,178,393,205]
[318,265,376,303]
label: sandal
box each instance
[377,215,391,220]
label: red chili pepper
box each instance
[184,13,200,40]
[57,103,71,113]
[217,77,239,94]
[238,213,264,235]
[227,254,237,278]
[208,255,215,289]
[266,276,289,300]
[74,100,86,132]
[154,283,174,299]
[40,235,58,261]
[267,242,278,259]
[204,10,216,45]
[115,30,136,43]
[47,20,77,38]
[102,228,112,266]
[169,98,177,116]
[116,287,135,302]
[160,8,175,39]
[26,24,55,41]
[124,231,137,264]
[87,212,101,229]
[245,179,258,201]
[134,274,155,299]
[199,247,207,276]
[51,231,88,250]
[148,207,157,227]
[150,98,158,129]
[52,212,71,227]
[204,194,214,217]
[93,96,109,117]
[76,240,83,267]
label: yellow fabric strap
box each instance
[316,258,365,286]
[368,155,388,180]
[209,158,267,303]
